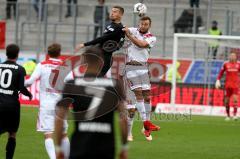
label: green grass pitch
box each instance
[0,107,240,159]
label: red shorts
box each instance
[225,87,238,97]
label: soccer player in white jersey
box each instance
[25,43,70,159]
[123,16,160,141]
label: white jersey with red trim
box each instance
[127,27,156,63]
[25,58,73,110]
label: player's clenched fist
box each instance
[75,43,85,53]
[122,26,130,35]
[215,80,221,89]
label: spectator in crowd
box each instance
[6,0,18,19]
[208,20,222,59]
[174,9,202,33]
[23,59,37,76]
[93,0,110,39]
[65,0,78,18]
[190,0,200,8]
[32,0,46,20]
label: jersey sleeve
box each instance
[128,27,136,35]
[217,63,226,80]
[25,63,41,86]
[145,36,157,48]
[84,26,123,46]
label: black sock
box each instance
[6,137,16,159]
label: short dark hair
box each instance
[48,43,61,58]
[6,44,19,59]
[140,16,152,25]
[212,20,218,25]
[113,6,124,14]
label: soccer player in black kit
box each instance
[55,47,128,159]
[0,44,32,159]
[75,6,125,77]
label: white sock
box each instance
[144,103,151,120]
[61,137,70,159]
[135,101,147,121]
[45,138,56,159]
[127,116,134,136]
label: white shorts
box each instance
[125,65,151,90]
[37,109,68,133]
[126,104,136,109]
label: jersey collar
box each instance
[137,28,150,35]
[49,58,62,62]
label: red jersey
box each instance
[217,61,240,88]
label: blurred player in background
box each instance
[23,59,37,75]
[215,52,239,121]
[55,47,128,159]
[25,43,70,159]
[0,44,32,159]
[123,16,160,141]
[75,5,125,77]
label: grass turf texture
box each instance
[0,107,240,159]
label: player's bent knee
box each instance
[44,132,53,139]
[144,97,150,103]
[142,90,150,102]
[133,90,144,101]
[128,108,136,118]
[8,132,16,138]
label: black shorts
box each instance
[0,106,20,134]
[98,52,113,77]
[69,155,114,159]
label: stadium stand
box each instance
[0,0,239,58]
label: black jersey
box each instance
[60,77,125,159]
[0,60,31,110]
[84,21,125,53]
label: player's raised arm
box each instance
[75,6,125,53]
[123,17,156,49]
[75,27,123,52]
[215,63,226,89]
[123,27,149,48]
[25,63,41,87]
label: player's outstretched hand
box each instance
[75,43,85,53]
[215,80,221,89]
[28,93,33,101]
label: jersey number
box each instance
[0,69,13,88]
[51,69,59,88]
[84,87,106,119]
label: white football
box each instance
[133,3,147,16]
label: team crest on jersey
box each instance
[104,25,114,33]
